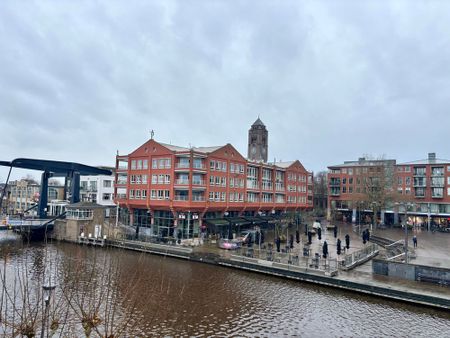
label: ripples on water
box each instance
[1,238,449,337]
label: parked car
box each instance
[217,238,241,250]
[239,230,258,244]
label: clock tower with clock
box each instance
[248,117,268,162]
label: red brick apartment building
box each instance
[327,153,450,230]
[114,119,313,238]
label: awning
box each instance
[226,217,252,227]
[203,218,230,227]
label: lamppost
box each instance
[115,202,119,227]
[396,202,414,263]
[40,283,56,338]
[371,202,378,232]
[427,202,431,232]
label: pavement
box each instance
[192,219,450,303]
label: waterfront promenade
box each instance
[105,220,450,310]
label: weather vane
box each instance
[150,129,155,139]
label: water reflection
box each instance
[1,237,449,337]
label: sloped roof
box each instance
[252,117,265,127]
[398,158,450,165]
[158,142,190,152]
[269,161,295,168]
[193,146,223,154]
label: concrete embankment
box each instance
[100,239,450,310]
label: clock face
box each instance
[251,146,256,155]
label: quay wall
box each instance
[373,259,450,286]
[80,239,450,311]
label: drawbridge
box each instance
[0,158,111,239]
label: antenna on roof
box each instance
[150,130,155,140]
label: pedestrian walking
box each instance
[323,241,328,258]
[304,224,308,236]
[337,238,342,256]
[289,234,294,249]
[413,235,417,248]
[295,230,300,244]
[276,236,281,252]
[345,234,350,250]
[261,230,265,244]
[317,227,322,241]
[362,230,367,244]
[366,229,370,242]
[333,225,337,238]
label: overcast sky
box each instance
[1,0,450,182]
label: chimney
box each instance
[428,153,436,161]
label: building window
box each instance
[210,160,215,170]
[143,159,148,169]
[151,190,157,199]
[103,180,112,188]
[137,160,142,170]
[135,190,141,199]
[152,159,157,169]
[209,192,214,201]
[129,189,135,199]
[348,168,353,175]
[142,175,147,184]
[102,193,111,201]
[398,177,403,185]
[406,177,411,185]
[152,175,157,184]
[210,176,215,186]
[131,160,137,170]
[405,166,411,172]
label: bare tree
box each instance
[1,242,152,338]
[352,157,400,226]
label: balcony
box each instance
[175,179,190,185]
[192,180,206,186]
[174,195,189,201]
[175,163,190,171]
[192,195,205,202]
[413,168,426,176]
[192,163,206,171]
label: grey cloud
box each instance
[1,0,450,182]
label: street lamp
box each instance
[396,202,414,263]
[41,283,56,338]
[371,202,377,232]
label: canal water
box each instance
[1,233,449,337]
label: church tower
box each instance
[248,117,268,162]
